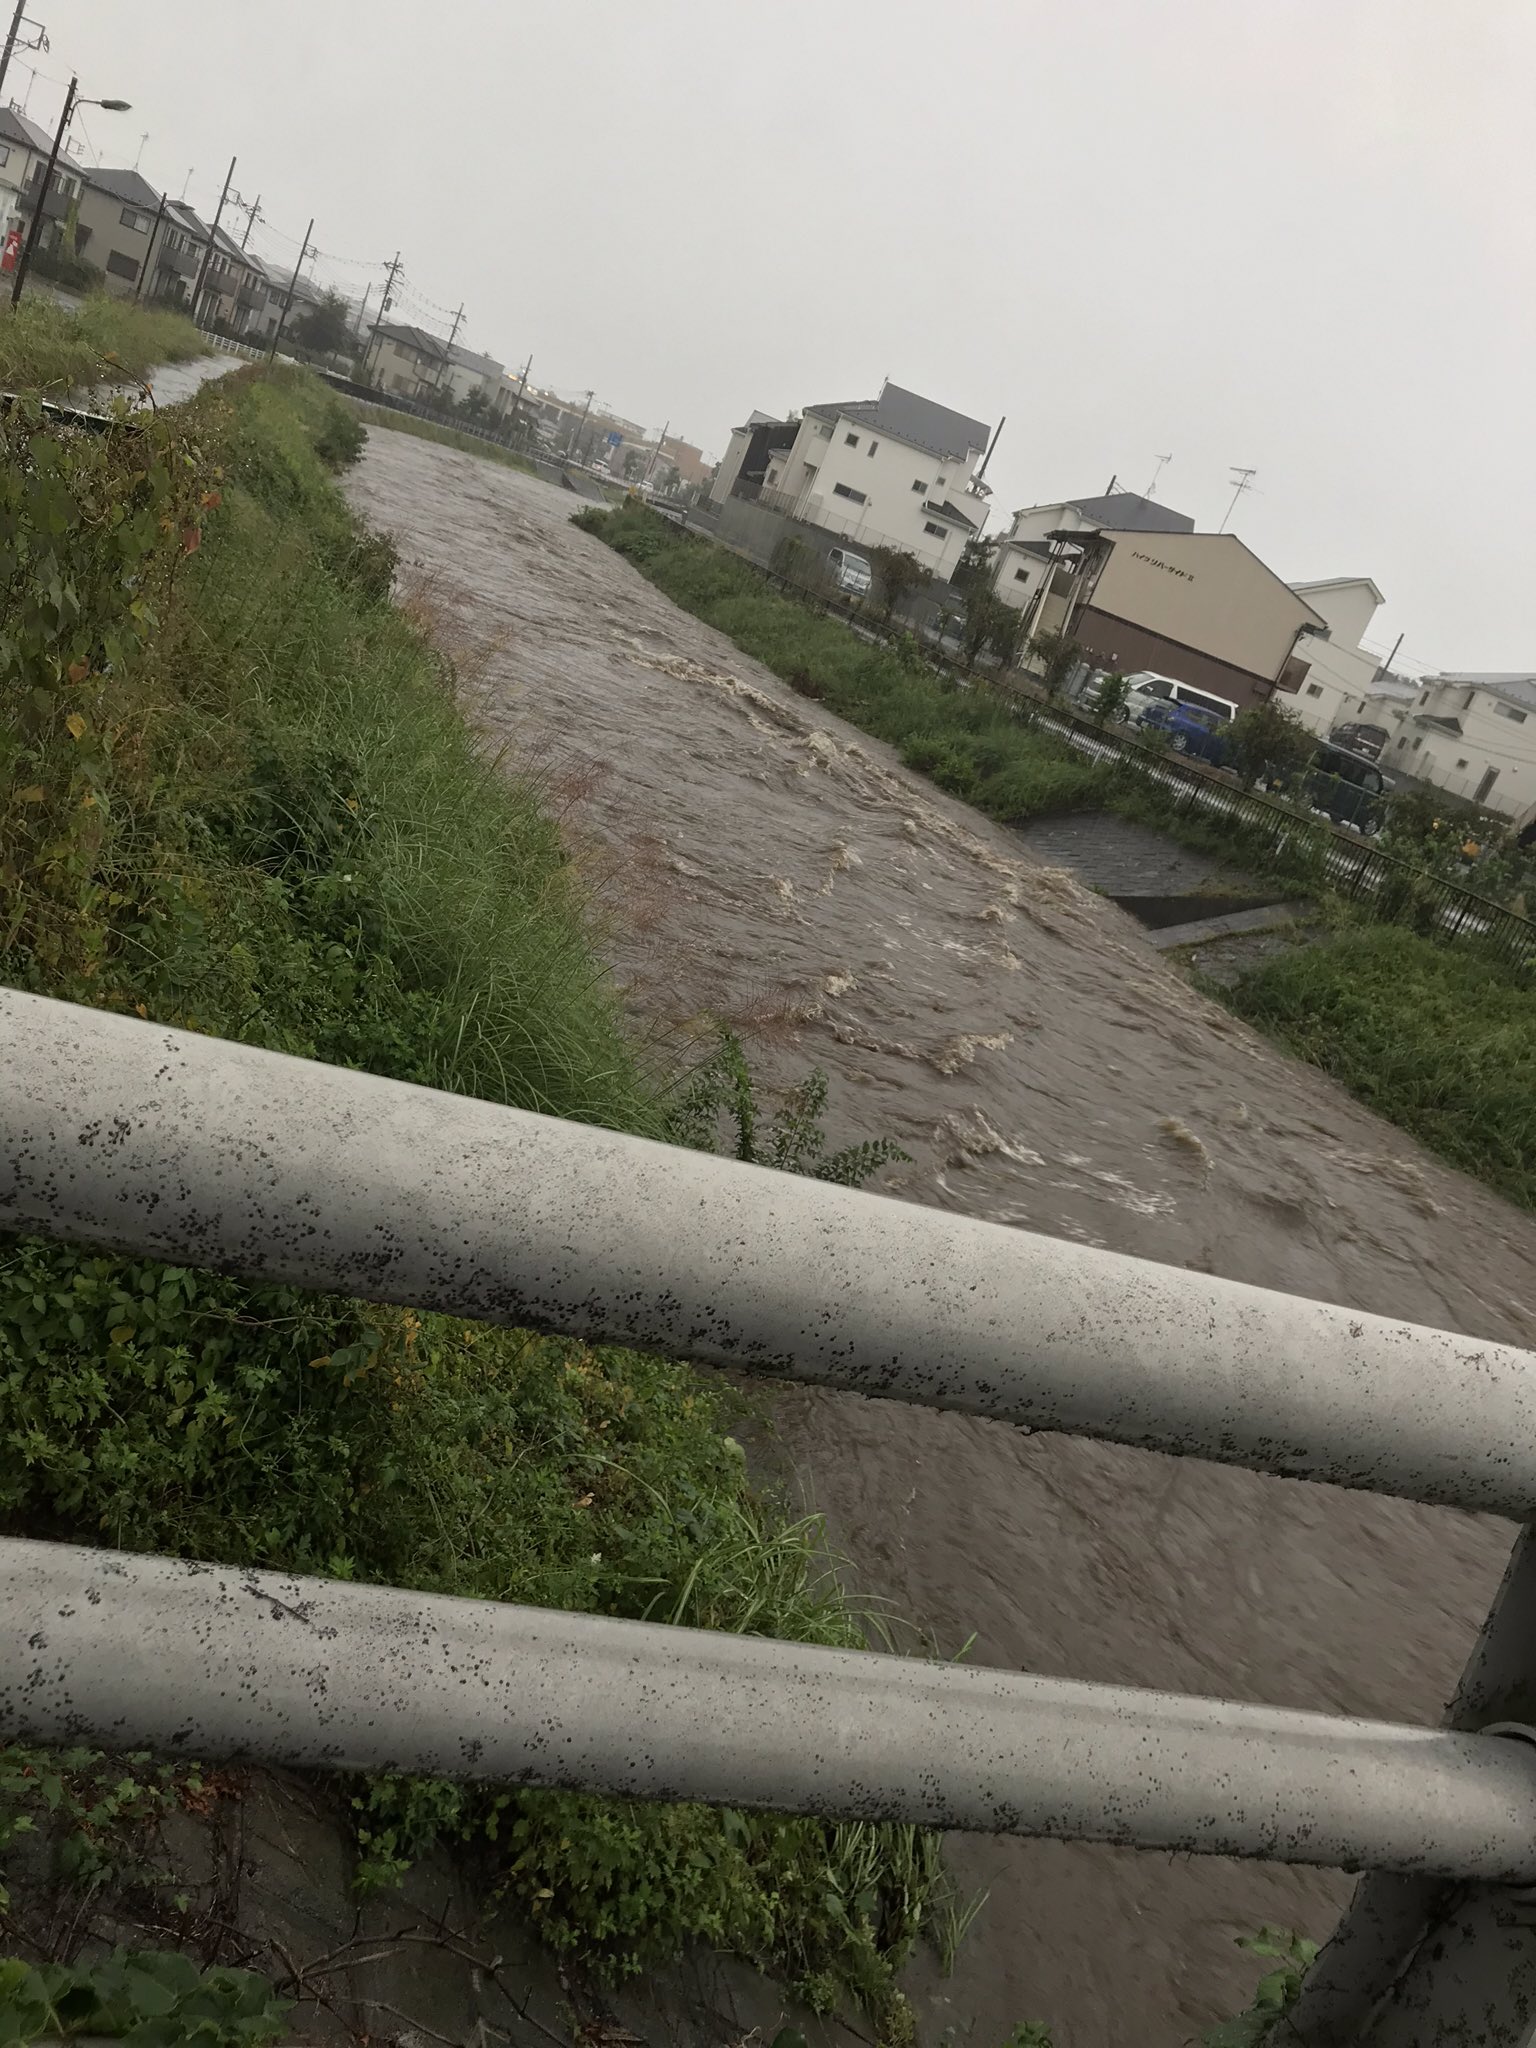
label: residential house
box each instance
[57,168,164,295]
[993,491,1195,614]
[440,342,506,414]
[996,503,1326,710]
[367,321,450,400]
[1284,577,1391,740]
[1383,674,1536,817]
[8,136,87,270]
[0,105,53,235]
[708,410,796,505]
[748,380,994,574]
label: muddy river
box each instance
[346,435,1536,2047]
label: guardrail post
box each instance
[1289,1523,1536,2044]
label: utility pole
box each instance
[432,300,464,399]
[236,191,261,250]
[267,216,312,362]
[0,0,45,107]
[977,413,1006,481]
[506,352,532,439]
[365,249,401,383]
[189,154,235,328]
[352,280,371,340]
[133,186,167,303]
[565,388,593,462]
[9,70,73,306]
[642,418,670,486]
[1218,466,1257,533]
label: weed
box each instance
[0,295,204,395]
[0,366,948,2018]
[347,397,538,473]
[1218,922,1536,1209]
[0,1949,288,2043]
[1200,1926,1317,2045]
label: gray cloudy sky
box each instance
[35,0,1534,668]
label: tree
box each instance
[458,386,490,422]
[1090,671,1132,724]
[951,537,996,604]
[622,449,647,482]
[292,290,356,359]
[868,545,929,622]
[987,602,1027,671]
[1031,630,1083,697]
[1226,695,1315,790]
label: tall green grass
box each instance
[0,367,944,2024]
[1220,924,1536,1209]
[0,293,204,393]
[348,395,538,473]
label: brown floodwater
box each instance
[346,433,1536,2047]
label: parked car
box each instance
[1136,698,1233,765]
[1124,671,1239,727]
[826,547,872,598]
[1303,740,1392,832]
[1328,721,1388,761]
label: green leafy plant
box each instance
[666,1025,910,1186]
[1201,1926,1318,2045]
[868,544,930,621]
[0,1948,288,2044]
[1089,669,1132,724]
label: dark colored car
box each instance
[1137,698,1232,766]
[1303,741,1392,832]
[1328,721,1389,762]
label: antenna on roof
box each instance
[132,131,147,171]
[179,166,192,199]
[1144,452,1172,500]
[1218,466,1257,532]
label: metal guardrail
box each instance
[5,991,1536,2037]
[8,1539,1536,1884]
[3,989,1534,1518]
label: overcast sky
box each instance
[29,0,1533,668]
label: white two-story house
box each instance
[1385,674,1536,818]
[755,381,994,574]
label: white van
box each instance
[1123,671,1238,727]
[826,547,872,597]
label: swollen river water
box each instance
[347,433,1536,2046]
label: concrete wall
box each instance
[709,426,754,506]
[1090,532,1320,684]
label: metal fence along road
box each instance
[4,990,1536,2039]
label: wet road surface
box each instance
[346,433,1536,2046]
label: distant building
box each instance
[0,105,56,235]
[367,322,451,401]
[714,380,995,574]
[994,498,1326,711]
[1384,674,1536,817]
[1283,578,1391,741]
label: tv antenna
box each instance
[1143,452,1172,500]
[132,131,148,170]
[1218,466,1257,532]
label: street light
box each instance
[9,75,132,307]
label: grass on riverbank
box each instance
[0,367,941,2028]
[0,293,204,393]
[1219,924,1536,1211]
[348,395,538,472]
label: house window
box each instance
[105,250,140,283]
[766,467,779,486]
[911,479,927,493]
[832,482,866,504]
[1411,737,1422,751]
[935,475,946,487]
[1475,766,1501,803]
[844,432,860,447]
[1305,683,1323,698]
[1495,702,1528,723]
[802,462,816,480]
[867,440,879,456]
[119,205,151,233]
[923,521,949,538]
[815,422,830,437]
[0,146,9,167]
[1013,568,1029,584]
[1456,757,1469,769]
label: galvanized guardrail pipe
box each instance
[2,988,1535,1517]
[6,1538,1536,1883]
